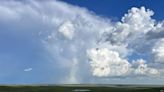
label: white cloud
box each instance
[104,7,156,54]
[133,59,160,76]
[87,48,131,77]
[24,68,32,72]
[122,7,154,33]
[152,39,164,63]
[0,0,164,84]
[58,21,75,40]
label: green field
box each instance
[0,85,163,92]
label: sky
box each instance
[63,0,164,21]
[0,0,164,84]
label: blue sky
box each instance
[63,0,164,21]
[0,0,164,84]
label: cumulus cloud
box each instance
[0,0,164,84]
[152,39,164,63]
[133,59,160,76]
[87,48,131,77]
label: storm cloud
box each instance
[0,0,164,84]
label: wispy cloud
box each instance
[24,68,32,72]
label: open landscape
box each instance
[0,85,163,92]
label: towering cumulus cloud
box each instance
[0,0,164,84]
[87,48,131,77]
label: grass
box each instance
[0,85,163,92]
